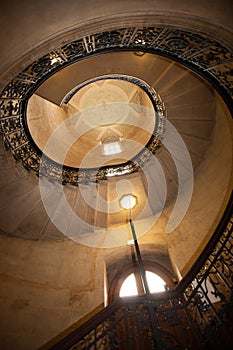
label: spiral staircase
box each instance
[0,2,232,350]
[0,54,217,241]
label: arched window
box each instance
[119,271,167,297]
[108,260,175,304]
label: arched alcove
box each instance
[105,244,176,304]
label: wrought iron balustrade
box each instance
[1,26,233,186]
[48,196,232,350]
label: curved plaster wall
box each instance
[164,93,232,274]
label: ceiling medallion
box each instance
[0,26,232,186]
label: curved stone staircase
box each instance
[0,54,217,244]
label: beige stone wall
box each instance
[165,93,232,275]
[0,234,173,349]
[0,236,106,350]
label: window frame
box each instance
[108,260,175,303]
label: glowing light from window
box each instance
[146,271,166,293]
[102,141,121,156]
[119,273,138,297]
[119,271,166,297]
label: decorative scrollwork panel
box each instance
[0,26,232,185]
[184,215,233,345]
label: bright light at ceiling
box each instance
[102,141,122,156]
[119,194,137,209]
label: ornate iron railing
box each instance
[48,195,233,350]
[1,26,232,186]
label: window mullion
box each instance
[134,265,145,294]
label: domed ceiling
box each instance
[27,75,161,169]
